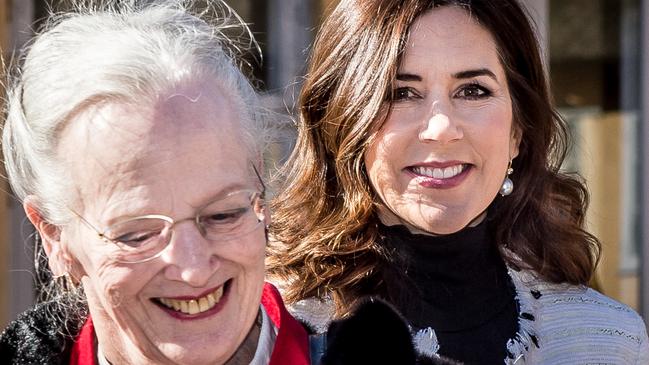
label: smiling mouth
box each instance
[409,164,469,179]
[155,281,229,316]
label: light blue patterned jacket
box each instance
[288,268,649,364]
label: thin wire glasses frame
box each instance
[71,165,266,264]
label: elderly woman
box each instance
[0,1,309,364]
[269,0,649,364]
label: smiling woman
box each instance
[0,1,309,364]
[268,0,649,364]
[365,7,519,235]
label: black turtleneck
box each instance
[377,220,518,365]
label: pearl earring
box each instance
[499,160,514,196]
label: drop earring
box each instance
[53,272,76,292]
[499,160,514,196]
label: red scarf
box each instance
[70,283,310,364]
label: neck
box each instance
[377,206,488,236]
[96,310,262,365]
[378,220,514,330]
[224,310,262,365]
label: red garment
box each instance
[262,283,310,365]
[69,318,96,365]
[69,282,310,364]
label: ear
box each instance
[23,196,73,277]
[510,125,522,159]
[252,160,271,226]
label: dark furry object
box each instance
[0,300,86,365]
[321,297,461,365]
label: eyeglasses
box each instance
[74,189,266,264]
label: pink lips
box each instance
[405,161,472,189]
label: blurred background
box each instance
[0,0,648,330]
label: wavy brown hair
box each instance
[267,0,601,316]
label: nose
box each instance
[161,222,219,287]
[418,101,463,143]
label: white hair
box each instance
[2,0,270,225]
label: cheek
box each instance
[364,144,379,181]
[231,233,266,309]
[67,231,102,275]
[365,129,402,184]
[466,106,514,151]
[85,260,146,310]
[73,235,151,308]
[364,110,410,166]
[364,141,387,200]
[65,224,153,301]
[230,231,266,274]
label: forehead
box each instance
[58,80,254,216]
[403,6,501,73]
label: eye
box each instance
[111,230,161,248]
[104,218,167,249]
[200,208,247,227]
[455,83,491,100]
[390,87,420,102]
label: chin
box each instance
[159,347,230,365]
[420,223,464,235]
[174,356,225,365]
[410,211,474,235]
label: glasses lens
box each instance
[199,190,265,241]
[104,217,170,262]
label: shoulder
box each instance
[286,296,336,334]
[510,269,649,363]
[0,301,83,365]
[267,278,336,334]
[261,283,311,365]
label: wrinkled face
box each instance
[58,80,266,365]
[364,7,520,234]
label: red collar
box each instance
[262,282,310,365]
[69,282,309,365]
[69,315,96,365]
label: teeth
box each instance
[413,164,465,179]
[188,300,199,315]
[198,297,209,312]
[443,166,454,178]
[172,300,181,311]
[214,286,224,302]
[158,286,225,315]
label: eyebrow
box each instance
[103,181,254,224]
[396,73,422,82]
[199,182,256,206]
[453,68,497,81]
[395,68,498,82]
